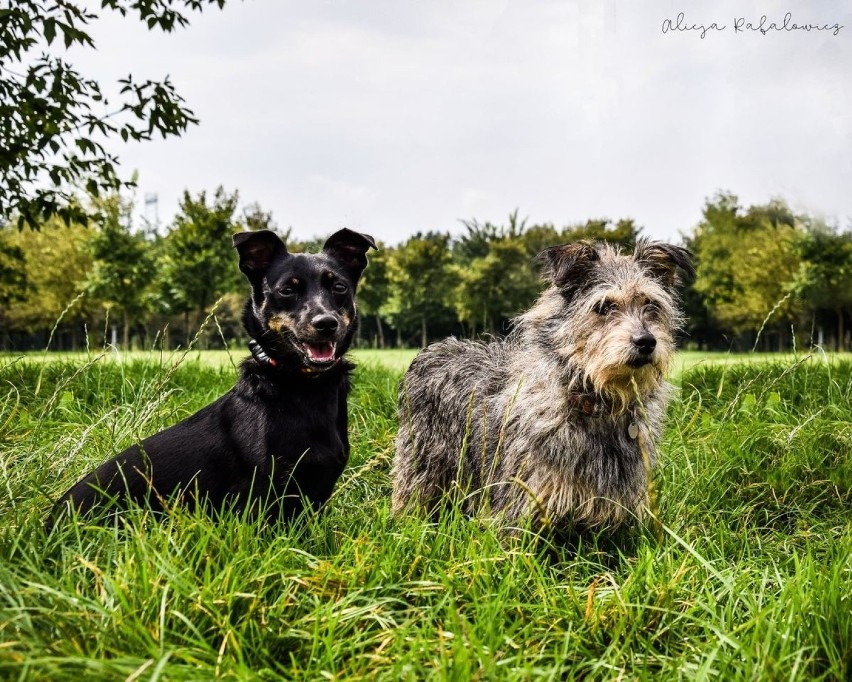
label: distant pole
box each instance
[144,193,159,233]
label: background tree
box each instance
[85,192,153,349]
[453,209,527,263]
[241,203,279,234]
[791,222,852,350]
[518,218,640,259]
[156,187,242,345]
[385,232,457,348]
[0,238,27,308]
[2,217,96,348]
[357,244,391,348]
[691,193,803,349]
[0,237,28,347]
[0,0,226,228]
[453,236,539,337]
[561,217,640,250]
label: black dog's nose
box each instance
[631,332,657,355]
[311,314,339,334]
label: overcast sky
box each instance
[72,0,851,244]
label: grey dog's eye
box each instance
[595,300,617,315]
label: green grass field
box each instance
[0,349,850,679]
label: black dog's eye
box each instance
[332,281,348,294]
[595,300,617,315]
[279,283,298,297]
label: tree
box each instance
[85,192,154,348]
[454,209,527,263]
[453,236,539,336]
[2,217,97,347]
[561,218,640,250]
[791,222,852,350]
[0,236,28,347]
[0,238,27,307]
[156,187,242,344]
[690,193,803,348]
[241,202,280,234]
[519,218,640,259]
[0,0,226,228]
[519,223,562,259]
[356,244,391,347]
[385,232,457,347]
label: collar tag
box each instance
[628,422,639,440]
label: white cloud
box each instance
[66,0,852,243]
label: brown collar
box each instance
[567,391,641,440]
[566,392,607,418]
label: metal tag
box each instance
[628,422,639,440]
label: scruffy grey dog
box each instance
[392,239,694,532]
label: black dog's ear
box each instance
[537,241,600,290]
[633,239,695,286]
[233,230,288,279]
[323,228,377,281]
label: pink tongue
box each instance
[306,343,335,362]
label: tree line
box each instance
[1,189,850,353]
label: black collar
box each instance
[248,338,278,367]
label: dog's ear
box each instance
[633,239,695,286]
[323,228,377,281]
[537,241,600,290]
[233,230,288,279]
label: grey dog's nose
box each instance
[631,332,657,355]
[312,314,339,334]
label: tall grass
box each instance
[0,353,850,680]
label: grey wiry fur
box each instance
[392,239,694,532]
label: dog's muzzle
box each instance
[629,332,656,367]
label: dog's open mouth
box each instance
[301,341,337,365]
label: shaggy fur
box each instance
[392,239,694,532]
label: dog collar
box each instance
[248,339,278,367]
[248,338,341,376]
[566,392,606,417]
[567,392,640,439]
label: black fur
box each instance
[48,228,376,529]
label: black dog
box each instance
[48,228,376,529]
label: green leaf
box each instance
[43,18,56,44]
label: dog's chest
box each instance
[269,391,342,448]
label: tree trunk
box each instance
[375,315,385,349]
[122,310,130,350]
[839,308,846,352]
[184,310,190,346]
[421,315,427,348]
[197,309,208,350]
